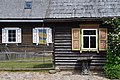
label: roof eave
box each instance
[44,17,118,22]
[0,17,120,22]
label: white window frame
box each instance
[82,29,98,50]
[33,28,47,44]
[33,27,52,45]
[2,28,21,43]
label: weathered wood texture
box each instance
[0,23,53,52]
[54,26,106,70]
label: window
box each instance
[8,30,16,42]
[24,1,32,9]
[33,28,52,45]
[82,29,97,50]
[2,28,21,43]
[72,26,107,52]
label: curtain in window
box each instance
[39,29,47,44]
[33,28,52,45]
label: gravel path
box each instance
[0,71,110,80]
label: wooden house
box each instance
[0,0,119,70]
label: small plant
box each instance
[104,17,120,79]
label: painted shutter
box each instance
[72,28,80,50]
[33,28,38,43]
[17,28,22,43]
[2,28,7,43]
[99,28,107,51]
[47,28,52,44]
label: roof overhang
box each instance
[0,19,43,22]
[0,17,118,23]
[44,17,118,22]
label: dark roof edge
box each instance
[0,17,119,22]
[44,17,119,22]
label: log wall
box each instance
[53,24,106,70]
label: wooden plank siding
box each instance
[22,27,33,44]
[54,26,106,70]
[0,22,107,70]
[0,22,53,52]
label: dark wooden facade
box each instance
[0,22,53,52]
[0,21,107,70]
[50,22,106,70]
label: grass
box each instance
[0,62,53,68]
[16,56,52,60]
[0,57,53,69]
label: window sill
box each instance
[80,49,99,53]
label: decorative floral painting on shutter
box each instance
[99,28,107,51]
[72,28,80,50]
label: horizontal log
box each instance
[55,48,72,51]
[54,52,79,54]
[55,60,77,62]
[55,57,106,60]
[55,40,71,41]
[55,40,72,43]
[92,60,106,63]
[55,54,106,57]
[54,43,71,45]
[55,59,106,63]
[54,37,72,40]
[55,34,71,37]
[54,46,71,48]
[90,63,105,65]
[54,32,70,34]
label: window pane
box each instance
[90,37,96,48]
[12,30,16,33]
[13,34,16,37]
[83,36,89,48]
[83,30,96,35]
[8,38,12,42]
[13,38,16,42]
[8,30,16,42]
[39,29,47,44]
[8,34,12,37]
[24,1,32,9]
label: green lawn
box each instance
[16,56,52,60]
[0,61,53,68]
[0,57,53,68]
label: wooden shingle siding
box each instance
[54,26,106,70]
